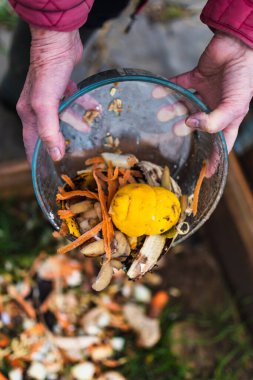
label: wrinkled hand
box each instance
[16,26,83,164]
[170,31,253,152]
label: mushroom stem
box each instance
[127,234,166,279]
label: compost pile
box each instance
[0,251,169,380]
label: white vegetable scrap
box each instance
[92,261,114,292]
[123,304,160,348]
[89,343,113,362]
[27,362,47,380]
[101,152,139,169]
[137,161,163,187]
[71,362,96,380]
[133,284,152,303]
[81,240,105,257]
[127,234,166,279]
[66,270,82,287]
[81,307,111,335]
[97,372,127,380]
[9,368,23,380]
[110,337,125,351]
[53,336,100,350]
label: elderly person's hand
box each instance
[16,26,83,164]
[171,31,253,153]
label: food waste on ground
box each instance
[55,152,206,291]
[0,252,170,380]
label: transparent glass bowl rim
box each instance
[31,70,229,236]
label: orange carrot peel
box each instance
[23,323,45,337]
[53,222,69,238]
[0,372,8,380]
[93,171,114,261]
[0,334,10,348]
[119,169,136,186]
[107,162,119,207]
[85,156,105,166]
[96,167,119,183]
[57,222,103,255]
[56,189,99,201]
[193,160,207,216]
[57,209,76,219]
[8,286,36,319]
[150,290,169,317]
[61,174,76,190]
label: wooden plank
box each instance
[224,152,253,266]
[0,160,34,198]
[237,145,253,192]
[205,197,253,332]
[205,152,253,332]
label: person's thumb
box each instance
[185,100,247,134]
[32,97,65,161]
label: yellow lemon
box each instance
[109,183,181,237]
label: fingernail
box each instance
[49,147,62,161]
[186,118,200,129]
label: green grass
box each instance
[203,307,253,380]
[122,301,253,380]
[0,0,17,28]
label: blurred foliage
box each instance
[145,2,192,23]
[0,0,17,28]
[121,300,253,380]
[199,306,253,380]
[0,198,55,273]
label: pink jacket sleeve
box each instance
[8,0,94,31]
[201,0,253,48]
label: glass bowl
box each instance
[32,68,228,245]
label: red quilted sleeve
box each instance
[201,0,253,48]
[8,0,95,31]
